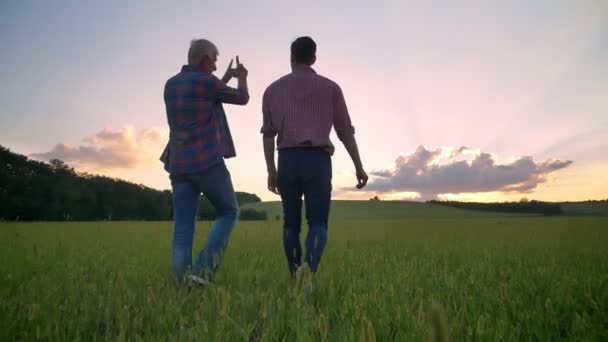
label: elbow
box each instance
[262,134,276,143]
[239,93,250,105]
[337,131,355,142]
[337,134,353,143]
[336,125,355,142]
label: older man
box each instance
[161,39,249,284]
[262,36,368,277]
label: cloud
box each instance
[362,146,572,200]
[370,170,392,177]
[31,126,168,170]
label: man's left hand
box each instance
[221,58,235,83]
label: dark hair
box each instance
[291,36,316,64]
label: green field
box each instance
[1,201,607,340]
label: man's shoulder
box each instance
[315,73,340,89]
[262,76,283,100]
[265,72,339,93]
[265,74,292,91]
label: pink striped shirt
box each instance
[261,66,355,155]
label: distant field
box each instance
[245,200,608,219]
[561,201,608,216]
[1,202,607,340]
[243,200,532,221]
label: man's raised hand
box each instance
[235,56,248,79]
[221,58,235,83]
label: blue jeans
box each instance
[278,148,332,275]
[170,161,239,280]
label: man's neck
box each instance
[187,64,209,73]
[291,63,312,72]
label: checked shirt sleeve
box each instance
[213,77,249,105]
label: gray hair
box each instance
[188,39,218,65]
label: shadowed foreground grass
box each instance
[1,216,607,340]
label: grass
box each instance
[1,202,607,340]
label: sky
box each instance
[1,0,607,202]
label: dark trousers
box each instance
[278,148,332,275]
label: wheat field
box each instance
[1,202,607,340]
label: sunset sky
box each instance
[1,0,607,202]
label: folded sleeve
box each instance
[333,84,355,141]
[260,88,278,138]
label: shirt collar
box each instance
[292,65,316,74]
[181,64,207,73]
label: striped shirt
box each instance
[261,66,355,155]
[160,65,249,174]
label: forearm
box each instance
[341,134,363,171]
[237,77,249,98]
[263,137,277,174]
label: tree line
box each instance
[0,146,266,221]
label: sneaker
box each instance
[189,274,213,288]
[294,263,313,297]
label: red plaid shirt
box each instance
[160,65,249,174]
[261,66,355,155]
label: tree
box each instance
[239,209,267,220]
[0,146,261,221]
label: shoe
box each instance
[294,263,313,297]
[189,274,213,288]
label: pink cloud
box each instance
[31,126,168,170]
[362,146,572,199]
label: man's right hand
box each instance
[267,171,279,194]
[356,168,368,189]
